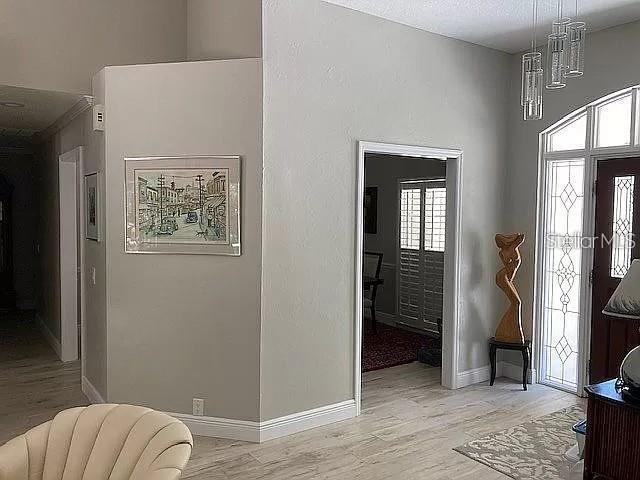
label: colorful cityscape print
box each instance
[135,168,229,244]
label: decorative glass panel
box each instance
[611,175,635,278]
[424,187,446,252]
[400,187,421,250]
[547,113,587,152]
[595,94,633,148]
[541,159,585,390]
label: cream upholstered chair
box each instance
[0,404,193,480]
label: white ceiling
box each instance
[0,85,87,137]
[324,0,640,53]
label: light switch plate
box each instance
[93,104,105,131]
[193,398,204,416]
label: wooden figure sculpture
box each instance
[495,233,526,344]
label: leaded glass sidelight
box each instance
[541,159,585,389]
[611,176,635,278]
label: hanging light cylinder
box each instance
[546,17,569,89]
[522,52,544,120]
[566,0,586,77]
[522,0,543,121]
[566,0,587,78]
[566,22,585,77]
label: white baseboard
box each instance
[171,399,357,443]
[82,376,106,404]
[456,364,496,388]
[457,362,536,388]
[36,313,62,360]
[260,399,356,442]
[502,361,537,385]
[171,413,260,442]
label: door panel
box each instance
[591,157,640,382]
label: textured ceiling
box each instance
[324,0,640,53]
[0,85,86,136]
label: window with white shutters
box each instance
[424,187,446,252]
[398,180,446,334]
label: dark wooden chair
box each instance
[363,252,384,334]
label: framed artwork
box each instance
[364,186,378,234]
[85,172,100,241]
[124,156,241,255]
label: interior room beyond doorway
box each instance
[362,152,447,376]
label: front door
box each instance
[591,157,640,382]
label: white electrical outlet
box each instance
[192,398,204,416]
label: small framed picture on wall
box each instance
[85,172,100,241]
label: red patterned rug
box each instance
[362,322,439,372]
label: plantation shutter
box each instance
[398,181,446,335]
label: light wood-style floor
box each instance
[0,312,87,445]
[1,316,582,479]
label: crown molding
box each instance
[35,95,94,143]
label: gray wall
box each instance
[504,20,640,361]
[364,154,447,316]
[187,0,262,61]
[0,0,187,94]
[0,150,37,310]
[34,140,60,339]
[261,0,511,420]
[84,71,108,397]
[102,59,263,420]
[34,112,87,341]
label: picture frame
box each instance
[124,155,241,255]
[84,172,100,241]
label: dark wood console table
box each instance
[584,380,640,479]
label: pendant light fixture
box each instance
[522,0,543,121]
[546,0,569,89]
[566,0,586,77]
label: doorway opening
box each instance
[0,85,91,399]
[535,86,640,395]
[354,141,462,414]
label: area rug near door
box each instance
[454,405,585,480]
[362,322,438,372]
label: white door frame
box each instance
[355,141,463,415]
[58,146,85,367]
